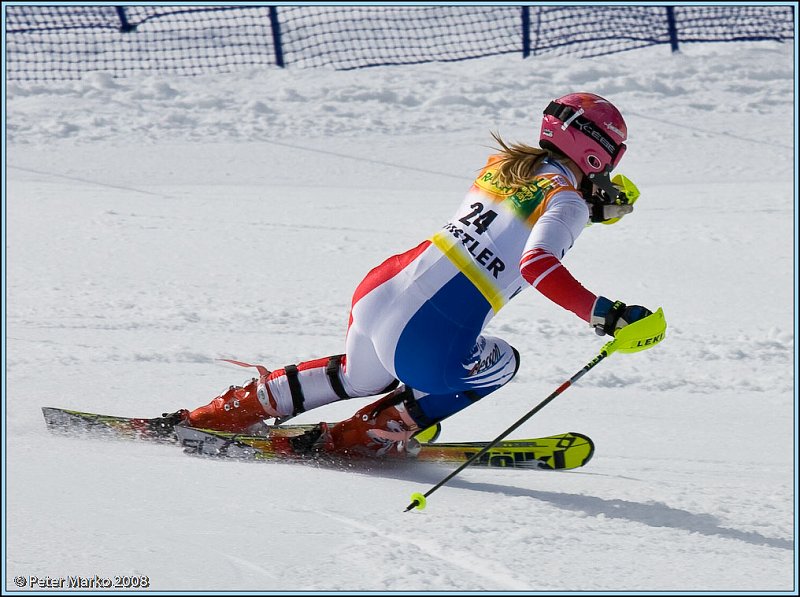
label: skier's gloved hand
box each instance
[590,297,652,336]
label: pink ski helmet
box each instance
[539,92,627,176]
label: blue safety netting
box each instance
[5,5,795,81]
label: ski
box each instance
[41,406,182,443]
[175,425,594,470]
[42,406,594,470]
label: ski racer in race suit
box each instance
[160,92,654,457]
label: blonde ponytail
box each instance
[489,131,551,188]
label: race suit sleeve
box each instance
[519,192,597,322]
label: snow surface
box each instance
[5,40,797,593]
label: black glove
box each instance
[590,297,653,336]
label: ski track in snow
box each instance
[314,509,530,591]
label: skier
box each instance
[156,92,653,457]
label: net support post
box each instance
[268,6,285,68]
[115,6,136,33]
[665,6,679,52]
[521,6,531,58]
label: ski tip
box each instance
[405,492,427,512]
[568,431,596,467]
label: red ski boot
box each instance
[186,369,279,433]
[290,387,421,458]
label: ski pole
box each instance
[404,345,609,512]
[405,308,666,512]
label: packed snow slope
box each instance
[5,41,796,593]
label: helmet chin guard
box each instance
[584,173,640,225]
